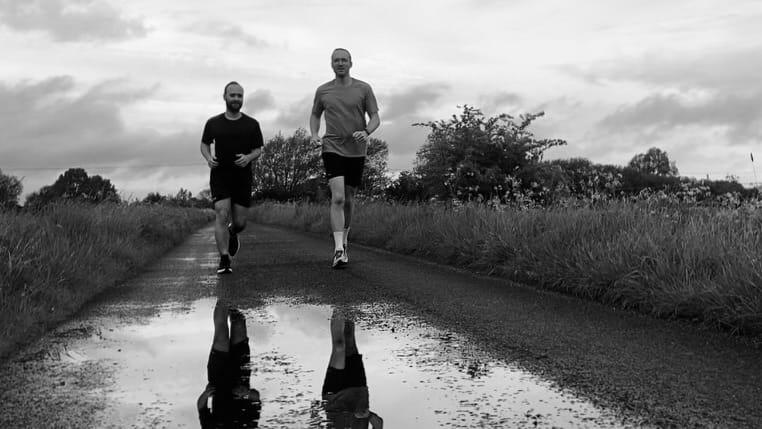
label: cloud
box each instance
[185,20,269,48]
[0,76,212,198]
[244,88,276,114]
[476,91,526,116]
[0,0,148,42]
[382,83,450,121]
[375,121,430,172]
[598,91,762,143]
[269,95,312,133]
[557,46,762,93]
[486,91,522,107]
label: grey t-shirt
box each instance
[312,78,379,158]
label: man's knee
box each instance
[232,219,246,232]
[331,193,346,206]
[215,206,230,220]
[331,339,346,356]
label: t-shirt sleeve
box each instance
[201,118,215,145]
[252,120,264,150]
[364,84,379,114]
[311,89,324,116]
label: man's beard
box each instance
[226,101,241,112]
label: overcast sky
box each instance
[1,0,761,200]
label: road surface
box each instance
[0,223,760,428]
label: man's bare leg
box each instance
[213,198,232,256]
[328,176,346,251]
[344,318,358,357]
[343,185,356,255]
[231,204,249,234]
[328,310,347,370]
[227,203,249,257]
[229,308,248,346]
[212,301,230,353]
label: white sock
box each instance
[343,227,350,247]
[333,232,344,251]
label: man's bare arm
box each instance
[353,111,380,145]
[310,113,322,147]
[200,143,218,168]
[365,111,380,135]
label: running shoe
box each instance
[228,224,240,257]
[343,245,349,264]
[332,249,347,269]
[217,254,233,274]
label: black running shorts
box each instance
[210,166,253,207]
[321,153,365,188]
[322,353,368,396]
[207,338,251,390]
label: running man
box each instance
[197,300,261,428]
[201,81,263,274]
[310,48,380,269]
[319,309,383,428]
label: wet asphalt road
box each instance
[0,223,761,428]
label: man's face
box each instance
[224,84,243,112]
[331,50,352,77]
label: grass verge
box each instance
[0,202,214,358]
[250,200,762,337]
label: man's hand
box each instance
[234,153,251,167]
[352,130,369,145]
[311,135,322,149]
[206,156,219,169]
[197,387,214,410]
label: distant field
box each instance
[250,199,762,337]
[0,202,214,358]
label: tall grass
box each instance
[250,200,762,336]
[0,202,214,358]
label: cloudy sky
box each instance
[1,0,761,200]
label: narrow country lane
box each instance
[0,223,760,428]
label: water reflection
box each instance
[5,299,632,427]
[197,300,261,428]
[310,309,384,429]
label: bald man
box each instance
[310,48,380,269]
[201,81,263,274]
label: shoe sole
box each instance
[216,268,233,274]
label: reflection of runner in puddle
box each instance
[197,300,261,428]
[319,309,383,429]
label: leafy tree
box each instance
[143,192,167,204]
[413,105,566,202]
[172,188,193,204]
[386,170,425,201]
[549,158,624,197]
[253,128,322,200]
[360,137,390,197]
[628,147,678,176]
[197,188,212,203]
[26,168,120,208]
[620,167,681,194]
[0,168,23,209]
[705,178,747,196]
[142,188,211,208]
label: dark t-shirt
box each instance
[201,113,264,167]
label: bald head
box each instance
[331,48,352,61]
[223,81,243,96]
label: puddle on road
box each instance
[16,298,632,428]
